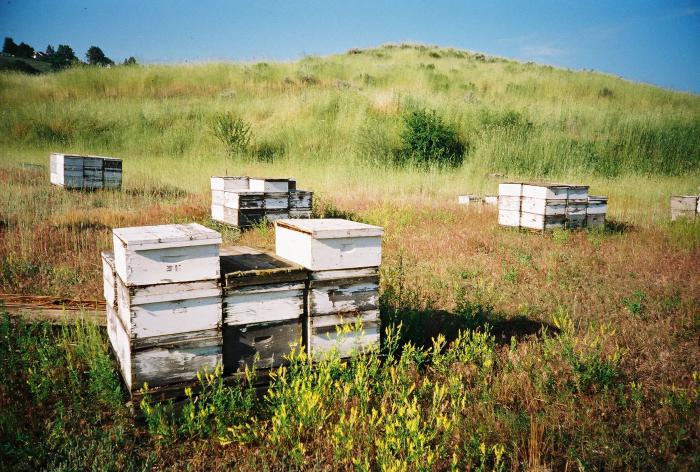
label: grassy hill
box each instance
[1,43,699,207]
[1,44,699,470]
[0,54,54,74]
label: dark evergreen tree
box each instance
[15,42,35,59]
[2,37,18,55]
[86,46,114,66]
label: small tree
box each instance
[54,44,78,68]
[212,112,253,156]
[399,109,466,167]
[15,42,35,59]
[123,56,137,66]
[3,37,18,55]
[86,46,114,66]
[45,45,55,57]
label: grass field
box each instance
[1,44,699,470]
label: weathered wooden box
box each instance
[307,311,380,359]
[113,223,221,286]
[307,267,379,317]
[458,195,482,205]
[50,153,84,188]
[289,190,313,211]
[671,196,699,221]
[102,251,117,307]
[210,176,250,192]
[116,278,222,339]
[522,183,589,200]
[103,158,123,190]
[49,153,122,190]
[521,197,567,216]
[249,178,291,192]
[212,205,264,227]
[520,213,566,230]
[108,301,222,392]
[220,246,307,373]
[275,219,383,271]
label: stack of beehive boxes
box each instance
[104,223,223,393]
[586,196,608,228]
[275,219,383,359]
[50,153,122,190]
[219,246,307,373]
[498,182,606,230]
[210,176,313,227]
[670,195,700,221]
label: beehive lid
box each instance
[220,245,307,287]
[113,223,222,249]
[522,181,586,189]
[275,219,384,239]
[588,195,608,202]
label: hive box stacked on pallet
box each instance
[586,196,608,228]
[670,195,699,221]
[498,182,596,230]
[210,177,313,227]
[50,153,122,190]
[275,219,383,359]
[219,246,307,373]
[105,223,223,393]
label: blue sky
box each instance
[1,0,699,93]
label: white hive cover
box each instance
[275,218,384,239]
[113,223,222,247]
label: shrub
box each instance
[211,112,252,156]
[399,109,465,167]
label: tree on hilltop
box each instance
[54,44,79,68]
[3,37,18,55]
[15,42,35,59]
[86,46,114,66]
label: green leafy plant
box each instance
[211,112,252,156]
[399,108,466,167]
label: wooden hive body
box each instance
[275,219,383,271]
[670,196,699,221]
[113,223,221,286]
[220,246,307,373]
[49,153,122,190]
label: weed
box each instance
[211,112,252,156]
[399,108,466,167]
[623,290,646,317]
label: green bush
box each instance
[399,108,465,167]
[211,112,252,156]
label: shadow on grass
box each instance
[381,301,559,349]
[605,217,634,234]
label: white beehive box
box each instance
[522,183,588,200]
[107,301,222,391]
[50,153,84,188]
[458,195,481,205]
[307,267,379,317]
[113,223,221,286]
[521,198,567,216]
[249,178,290,192]
[498,196,521,212]
[275,219,383,271]
[498,183,523,197]
[498,209,520,227]
[483,195,498,206]
[101,251,117,307]
[211,176,250,191]
[520,213,566,230]
[307,311,380,359]
[116,278,222,339]
[220,246,307,372]
[587,196,608,215]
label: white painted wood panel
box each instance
[107,303,132,390]
[249,178,290,192]
[310,267,378,281]
[211,190,225,206]
[308,277,379,317]
[522,184,570,199]
[210,176,249,191]
[275,219,383,271]
[520,197,567,216]
[520,212,566,230]
[498,196,521,211]
[223,283,305,326]
[289,191,313,209]
[113,223,221,286]
[289,209,313,219]
[117,279,222,339]
[223,191,265,210]
[101,251,117,307]
[307,311,380,359]
[498,209,520,227]
[483,195,498,206]
[567,186,589,200]
[498,183,523,197]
